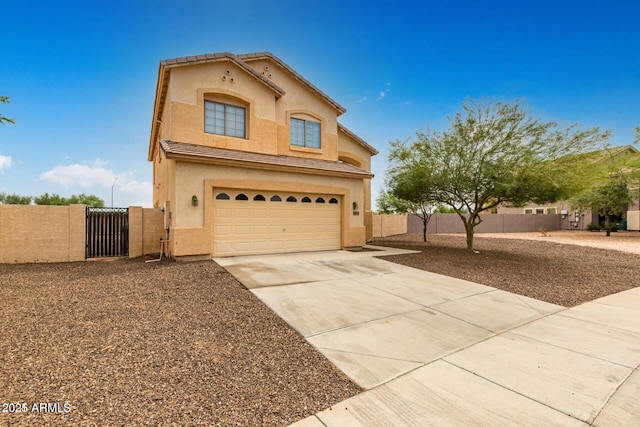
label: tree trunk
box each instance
[464,221,475,252]
[422,218,428,242]
[604,213,611,237]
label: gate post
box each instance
[69,204,86,262]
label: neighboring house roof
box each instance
[160,140,374,179]
[338,123,379,155]
[238,52,346,115]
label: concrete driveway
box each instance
[215,246,640,426]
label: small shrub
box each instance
[586,223,602,231]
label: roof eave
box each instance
[338,123,379,155]
[162,150,374,179]
[148,63,170,162]
[238,52,347,115]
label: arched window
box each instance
[329,198,339,204]
[253,194,266,201]
[270,195,282,202]
[286,196,297,202]
[216,193,230,200]
[235,194,248,201]
[315,197,325,203]
[301,196,312,203]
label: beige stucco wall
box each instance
[151,56,375,256]
[168,161,366,257]
[0,204,86,263]
[159,60,340,162]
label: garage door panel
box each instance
[233,225,252,235]
[213,190,341,256]
[252,209,268,219]
[234,208,251,219]
[252,225,268,234]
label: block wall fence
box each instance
[372,213,565,238]
[0,204,164,264]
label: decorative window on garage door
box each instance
[212,190,342,256]
[214,191,340,205]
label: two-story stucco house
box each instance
[148,52,378,259]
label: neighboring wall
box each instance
[628,211,640,231]
[408,213,561,235]
[0,204,86,263]
[0,205,164,264]
[372,214,408,238]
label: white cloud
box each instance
[40,158,152,200]
[355,96,368,104]
[40,158,115,188]
[376,82,391,101]
[0,155,12,173]
[117,177,153,198]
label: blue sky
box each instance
[2,0,639,207]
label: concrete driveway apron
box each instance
[215,246,640,427]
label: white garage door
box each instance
[213,190,341,256]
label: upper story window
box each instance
[290,118,320,148]
[205,100,246,138]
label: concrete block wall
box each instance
[407,213,563,235]
[0,204,86,263]
[372,214,408,237]
[0,205,165,264]
[128,207,166,258]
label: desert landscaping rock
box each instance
[0,259,361,426]
[2,231,640,425]
[375,231,640,307]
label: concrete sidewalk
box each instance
[215,246,640,426]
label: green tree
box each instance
[34,193,104,207]
[376,190,436,242]
[0,192,32,204]
[0,96,16,125]
[387,99,610,252]
[572,173,632,234]
[68,193,105,207]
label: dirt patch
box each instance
[0,259,361,426]
[374,233,640,307]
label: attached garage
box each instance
[213,190,341,256]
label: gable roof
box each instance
[149,52,287,160]
[338,123,379,155]
[238,52,346,115]
[149,52,360,161]
[160,140,373,179]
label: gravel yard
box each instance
[374,231,640,307]
[0,259,360,426]
[2,231,639,426]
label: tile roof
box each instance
[237,52,346,115]
[160,140,374,178]
[159,52,286,97]
[150,51,370,162]
[338,123,379,155]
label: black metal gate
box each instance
[86,207,129,258]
